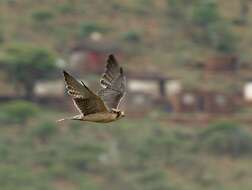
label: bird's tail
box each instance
[56,115,83,123]
[56,118,69,123]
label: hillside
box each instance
[0,107,252,190]
[1,1,252,60]
[1,1,252,190]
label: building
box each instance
[69,38,121,75]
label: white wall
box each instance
[244,82,252,101]
[127,79,160,97]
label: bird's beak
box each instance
[121,111,125,117]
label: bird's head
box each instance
[112,109,125,119]
[117,111,125,119]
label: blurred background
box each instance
[0,0,252,189]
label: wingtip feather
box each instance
[63,70,68,77]
[57,118,66,123]
[108,54,114,59]
[120,67,123,74]
[107,54,116,63]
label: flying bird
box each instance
[58,54,126,123]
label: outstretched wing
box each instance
[98,55,126,110]
[63,71,108,115]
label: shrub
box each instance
[128,168,172,190]
[0,138,11,161]
[166,0,189,19]
[136,133,182,161]
[4,0,16,6]
[31,122,57,143]
[0,165,51,190]
[208,22,237,53]
[62,143,104,171]
[199,122,252,157]
[122,31,141,43]
[191,1,237,53]
[192,1,219,27]
[79,22,108,38]
[0,101,39,125]
[56,3,75,14]
[130,0,153,16]
[31,9,54,23]
[0,30,4,43]
[46,162,70,179]
[33,145,59,167]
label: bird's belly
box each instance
[83,112,117,123]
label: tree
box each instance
[0,44,57,100]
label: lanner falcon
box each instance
[58,54,126,123]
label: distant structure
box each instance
[127,72,171,98]
[190,54,240,80]
[2,46,252,116]
[244,80,252,102]
[126,73,172,114]
[69,38,121,75]
[204,54,239,74]
[167,88,238,114]
[170,54,246,114]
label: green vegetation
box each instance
[199,121,252,157]
[0,0,249,85]
[31,9,54,23]
[0,30,4,43]
[0,100,39,125]
[191,1,237,53]
[79,22,109,38]
[56,3,75,15]
[122,30,141,43]
[0,1,252,190]
[0,44,57,100]
[192,1,220,27]
[0,105,251,190]
[166,0,190,19]
[31,121,58,143]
